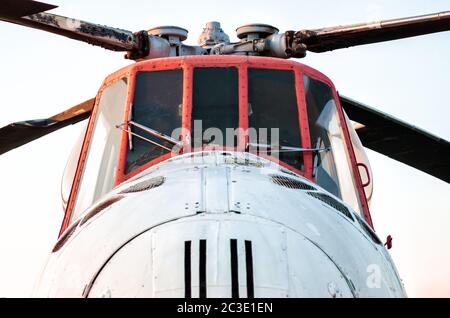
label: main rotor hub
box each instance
[198,21,230,47]
[148,26,188,45]
[236,24,279,41]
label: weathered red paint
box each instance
[294,67,313,180]
[238,65,248,150]
[115,69,137,184]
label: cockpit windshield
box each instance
[191,67,239,149]
[67,59,368,227]
[126,70,183,174]
[248,68,303,172]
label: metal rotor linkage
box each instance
[143,10,450,59]
[2,1,448,60]
[209,24,307,59]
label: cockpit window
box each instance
[304,75,362,214]
[72,78,128,222]
[248,69,303,171]
[125,70,183,174]
[304,76,341,197]
[191,67,239,148]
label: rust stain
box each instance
[79,195,124,226]
[52,220,80,253]
[53,195,124,252]
[119,176,165,194]
[27,12,60,28]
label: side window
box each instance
[126,70,183,174]
[61,121,88,212]
[304,76,341,198]
[343,111,374,205]
[72,78,128,221]
[191,67,239,148]
[304,75,362,214]
[248,68,303,171]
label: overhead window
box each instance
[125,70,183,174]
[191,67,239,148]
[248,68,303,171]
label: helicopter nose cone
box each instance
[86,214,354,298]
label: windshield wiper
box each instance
[116,121,183,153]
[246,142,330,153]
[312,137,327,177]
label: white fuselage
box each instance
[34,151,406,297]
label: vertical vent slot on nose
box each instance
[245,240,254,298]
[230,239,239,298]
[307,191,354,221]
[199,239,207,298]
[270,175,317,190]
[184,241,192,298]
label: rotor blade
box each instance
[298,11,450,53]
[340,96,450,183]
[0,0,141,52]
[0,0,56,19]
[0,98,94,155]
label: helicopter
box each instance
[0,0,449,297]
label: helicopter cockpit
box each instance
[0,1,447,239]
[62,56,372,227]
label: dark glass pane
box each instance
[191,67,239,148]
[126,70,183,174]
[304,75,341,198]
[248,68,303,171]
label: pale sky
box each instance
[0,0,449,297]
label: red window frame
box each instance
[114,57,312,184]
[188,65,245,155]
[60,56,373,236]
[245,61,312,178]
[115,62,185,183]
